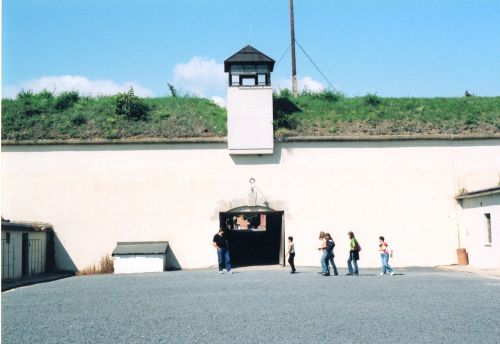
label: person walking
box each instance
[212,228,232,274]
[285,236,296,274]
[317,231,329,276]
[346,231,360,276]
[379,236,394,276]
[325,233,338,276]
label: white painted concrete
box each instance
[459,193,500,268]
[227,86,273,154]
[113,255,165,274]
[2,140,500,271]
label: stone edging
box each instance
[2,134,499,146]
[280,134,500,142]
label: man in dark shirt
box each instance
[212,228,232,274]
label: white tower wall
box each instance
[227,86,273,155]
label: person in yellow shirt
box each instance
[346,231,360,276]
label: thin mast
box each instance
[289,0,298,96]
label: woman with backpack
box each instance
[325,233,338,276]
[347,231,360,276]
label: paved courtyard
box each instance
[2,267,500,343]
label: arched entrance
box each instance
[219,206,284,267]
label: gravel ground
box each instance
[2,267,500,344]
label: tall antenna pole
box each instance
[289,0,298,97]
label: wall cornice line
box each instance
[2,134,500,146]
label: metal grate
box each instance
[28,239,44,275]
[2,239,16,279]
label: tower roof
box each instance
[224,45,275,72]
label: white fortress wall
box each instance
[2,139,499,270]
[459,193,500,269]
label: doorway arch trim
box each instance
[223,205,283,215]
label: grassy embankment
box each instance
[1,90,226,141]
[273,90,500,137]
[1,89,499,141]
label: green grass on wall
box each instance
[2,88,499,141]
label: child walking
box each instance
[379,236,394,276]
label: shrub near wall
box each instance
[78,254,114,275]
[113,88,149,121]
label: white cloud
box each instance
[274,76,325,93]
[173,56,226,99]
[210,95,226,108]
[3,75,154,98]
[300,76,325,92]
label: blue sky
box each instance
[3,0,500,103]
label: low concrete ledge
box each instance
[280,133,500,142]
[2,272,75,292]
[1,137,227,146]
[2,133,499,146]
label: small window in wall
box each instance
[241,76,256,86]
[257,74,267,85]
[485,213,492,245]
[231,74,240,86]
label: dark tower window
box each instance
[224,45,275,87]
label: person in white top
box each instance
[318,231,329,276]
[285,236,296,274]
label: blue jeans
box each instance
[328,253,338,275]
[217,248,231,272]
[320,250,329,273]
[381,253,393,274]
[347,252,358,275]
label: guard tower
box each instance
[224,45,275,155]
